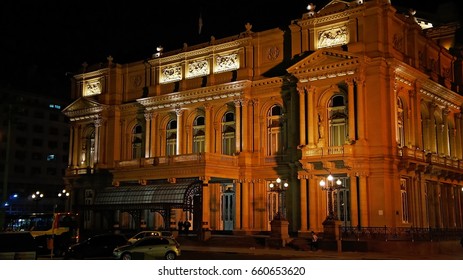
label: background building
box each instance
[0,88,71,226]
[63,0,463,240]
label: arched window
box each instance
[132,124,143,159]
[193,116,205,153]
[81,128,95,167]
[222,112,235,155]
[397,97,405,147]
[328,94,348,147]
[267,105,284,155]
[166,119,177,156]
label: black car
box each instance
[64,233,128,259]
[0,232,37,260]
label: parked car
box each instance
[0,231,37,260]
[113,236,180,260]
[64,233,128,259]
[127,230,174,244]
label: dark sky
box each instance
[0,0,460,97]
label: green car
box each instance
[113,236,180,260]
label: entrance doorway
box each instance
[221,188,234,230]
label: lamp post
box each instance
[319,174,342,220]
[269,177,289,220]
[268,177,291,248]
[319,174,343,251]
[58,189,70,212]
[31,191,43,212]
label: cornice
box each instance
[147,38,250,65]
[392,60,462,110]
[296,6,363,27]
[137,80,251,110]
[74,69,109,80]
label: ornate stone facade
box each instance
[64,0,463,236]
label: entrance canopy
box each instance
[92,180,202,211]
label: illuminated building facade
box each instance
[63,0,463,236]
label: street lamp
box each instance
[319,174,342,220]
[269,178,289,219]
[58,189,70,199]
[58,189,70,212]
[268,177,290,248]
[31,191,44,212]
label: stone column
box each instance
[93,117,102,165]
[347,79,356,142]
[308,176,318,231]
[443,108,451,156]
[349,175,359,227]
[355,78,366,141]
[299,177,308,233]
[297,86,306,146]
[144,112,152,158]
[241,98,250,152]
[307,86,316,147]
[175,107,183,155]
[241,180,249,230]
[358,174,369,227]
[455,113,462,159]
[234,99,242,153]
[202,179,211,236]
[204,103,213,153]
[234,180,241,229]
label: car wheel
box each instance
[122,253,132,260]
[165,252,176,260]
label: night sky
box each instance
[0,0,460,98]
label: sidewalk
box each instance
[176,234,463,260]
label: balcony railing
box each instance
[115,152,239,169]
[399,147,463,169]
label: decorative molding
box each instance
[137,80,251,111]
[160,64,182,84]
[214,53,240,73]
[186,59,210,79]
[317,25,349,49]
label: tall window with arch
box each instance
[132,124,143,159]
[193,116,205,153]
[222,112,236,155]
[397,97,405,147]
[328,94,348,147]
[81,128,95,167]
[166,119,177,156]
[267,104,284,155]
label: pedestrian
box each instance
[178,221,184,233]
[184,220,191,235]
[310,231,319,251]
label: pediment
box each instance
[62,97,106,120]
[287,49,360,76]
[316,0,353,17]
